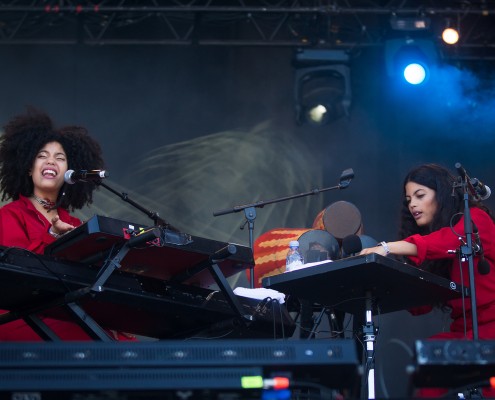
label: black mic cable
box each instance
[47,185,67,212]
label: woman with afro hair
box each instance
[0,108,104,252]
[0,108,135,341]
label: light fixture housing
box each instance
[390,16,431,31]
[385,38,438,85]
[294,49,351,126]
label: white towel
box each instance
[233,287,285,304]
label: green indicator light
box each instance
[241,375,263,389]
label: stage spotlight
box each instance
[404,63,427,85]
[298,68,349,125]
[307,104,328,125]
[385,38,438,86]
[442,27,459,45]
[294,49,351,126]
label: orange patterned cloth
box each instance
[248,228,309,288]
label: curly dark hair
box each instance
[398,163,494,277]
[0,108,104,211]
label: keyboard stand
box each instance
[362,291,377,399]
[172,244,254,329]
[0,293,114,341]
[0,229,164,342]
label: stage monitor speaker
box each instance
[410,339,495,389]
[0,339,360,399]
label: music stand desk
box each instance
[262,254,463,316]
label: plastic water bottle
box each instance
[286,240,304,272]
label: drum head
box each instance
[298,229,340,261]
[359,234,377,250]
[321,200,362,240]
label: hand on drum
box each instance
[359,241,417,258]
[359,245,388,256]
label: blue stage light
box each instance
[385,38,437,86]
[403,63,427,85]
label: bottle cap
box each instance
[289,240,299,248]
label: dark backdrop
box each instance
[1,43,494,397]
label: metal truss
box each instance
[0,1,494,59]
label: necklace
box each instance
[32,195,56,210]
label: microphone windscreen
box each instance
[482,185,491,201]
[64,170,75,184]
[478,259,491,275]
[342,234,363,256]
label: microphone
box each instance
[339,168,354,189]
[455,163,491,201]
[470,177,491,201]
[64,169,108,184]
[342,234,362,257]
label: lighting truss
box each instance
[0,1,494,59]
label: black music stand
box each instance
[262,253,464,400]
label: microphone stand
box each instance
[96,181,177,230]
[455,163,479,340]
[213,168,354,288]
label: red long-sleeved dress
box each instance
[405,207,495,338]
[405,207,495,397]
[0,195,134,341]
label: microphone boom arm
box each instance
[213,168,354,217]
[213,168,354,289]
[97,181,177,230]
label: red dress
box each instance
[405,207,495,397]
[0,195,134,341]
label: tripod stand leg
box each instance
[299,299,313,339]
[306,306,327,340]
[361,293,376,399]
[24,314,62,341]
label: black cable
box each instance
[277,299,286,339]
[3,247,73,293]
[449,211,470,339]
[289,380,341,400]
[272,300,280,339]
[458,250,469,339]
[47,185,67,213]
[94,242,119,281]
[250,296,283,339]
[442,379,491,399]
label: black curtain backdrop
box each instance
[1,44,494,397]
